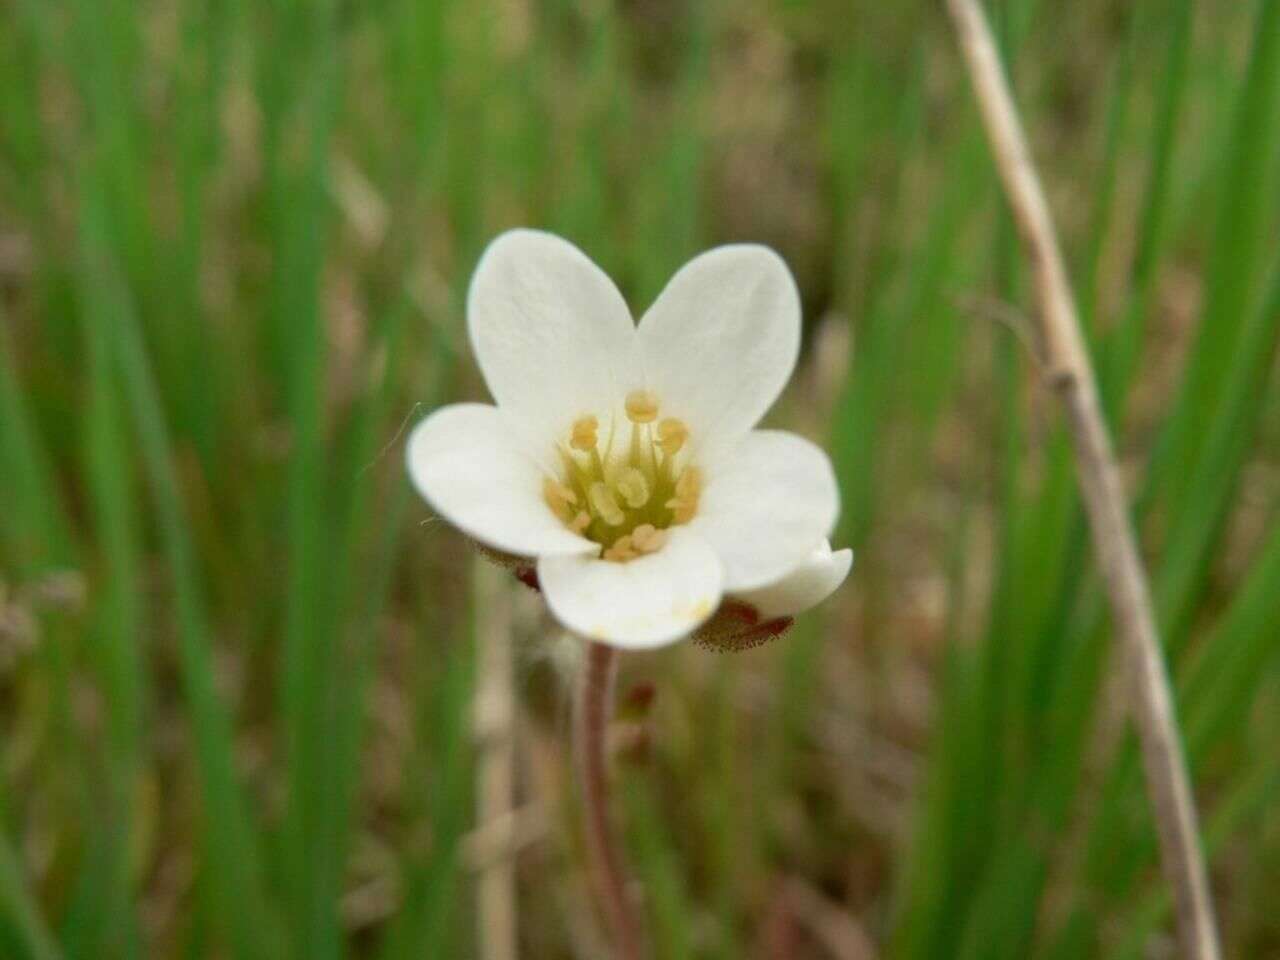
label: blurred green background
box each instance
[2,0,1279,956]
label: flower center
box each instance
[543,390,701,562]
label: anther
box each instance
[603,535,638,563]
[675,467,701,499]
[588,482,626,526]
[625,390,659,424]
[570,415,599,452]
[543,477,578,518]
[665,467,702,524]
[656,418,688,456]
[631,524,667,554]
[615,467,651,509]
[569,511,591,534]
[667,499,696,524]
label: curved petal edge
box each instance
[406,403,599,559]
[732,540,853,619]
[538,527,724,649]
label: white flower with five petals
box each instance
[407,229,852,649]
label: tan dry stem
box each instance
[943,2,1221,958]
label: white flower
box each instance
[406,229,851,649]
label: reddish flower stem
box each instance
[574,641,644,960]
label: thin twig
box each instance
[574,642,644,960]
[474,560,518,960]
[943,2,1221,958]
[954,292,1050,375]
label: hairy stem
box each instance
[574,642,644,960]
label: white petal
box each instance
[636,245,800,453]
[538,527,723,649]
[733,540,853,619]
[689,429,839,591]
[468,229,639,452]
[406,403,598,558]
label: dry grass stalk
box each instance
[943,1,1221,958]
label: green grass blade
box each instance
[273,9,346,955]
[1048,11,1280,940]
[889,509,979,960]
[1099,0,1194,416]
[0,833,60,960]
[1157,258,1280,648]
[1150,0,1280,518]
[1108,762,1280,960]
[831,48,927,547]
[1181,516,1280,757]
[624,769,695,960]
[77,171,275,960]
[0,325,75,569]
[61,260,148,958]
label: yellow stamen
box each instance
[570,415,599,452]
[625,390,659,424]
[675,467,701,499]
[656,418,688,456]
[588,482,626,526]
[543,477,578,518]
[667,501,695,524]
[631,524,667,554]
[550,401,700,558]
[665,466,702,524]
[615,467,651,509]
[603,535,638,563]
